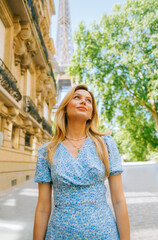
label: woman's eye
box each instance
[74,96,80,99]
[87,99,92,103]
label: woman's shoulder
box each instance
[101,134,113,142]
[101,134,118,148]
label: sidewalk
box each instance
[0,180,38,240]
[106,182,158,240]
[120,162,158,239]
[0,175,158,239]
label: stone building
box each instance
[0,0,57,191]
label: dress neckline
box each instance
[60,137,89,160]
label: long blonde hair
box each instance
[47,84,110,177]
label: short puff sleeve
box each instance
[103,135,123,175]
[34,143,52,183]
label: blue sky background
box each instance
[50,0,126,46]
[50,0,127,103]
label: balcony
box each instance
[27,0,48,62]
[26,0,57,90]
[42,117,53,135]
[23,96,42,123]
[0,58,22,102]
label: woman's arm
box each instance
[33,182,52,240]
[108,174,130,240]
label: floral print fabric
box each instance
[34,135,123,239]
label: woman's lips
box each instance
[77,106,87,111]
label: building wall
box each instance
[122,163,158,192]
[0,18,6,60]
[0,0,57,191]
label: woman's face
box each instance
[66,89,93,122]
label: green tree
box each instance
[68,0,158,161]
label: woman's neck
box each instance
[66,120,86,138]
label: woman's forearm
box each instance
[33,209,51,240]
[113,197,130,240]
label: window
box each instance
[26,69,31,96]
[12,125,19,149]
[44,101,49,120]
[11,179,17,186]
[25,132,31,147]
[26,175,30,180]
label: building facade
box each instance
[0,0,57,191]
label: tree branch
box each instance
[120,78,156,115]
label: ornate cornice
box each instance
[13,16,21,38]
[12,114,24,126]
[8,107,19,117]
[13,19,38,75]
[21,52,32,75]
[46,38,55,56]
[23,119,32,127]
[33,127,42,138]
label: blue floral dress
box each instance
[34,135,123,240]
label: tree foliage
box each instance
[68,0,158,161]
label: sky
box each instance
[50,0,126,46]
[50,0,127,102]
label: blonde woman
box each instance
[33,84,130,240]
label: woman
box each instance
[33,84,130,240]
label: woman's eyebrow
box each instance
[74,93,92,99]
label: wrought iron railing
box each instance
[42,117,53,135]
[23,96,42,123]
[27,0,48,62]
[26,0,57,90]
[0,58,22,102]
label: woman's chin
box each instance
[68,114,89,122]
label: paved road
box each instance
[0,164,158,240]
[0,180,38,240]
[120,163,158,240]
[106,182,158,240]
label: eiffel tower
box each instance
[55,0,74,103]
[56,0,73,71]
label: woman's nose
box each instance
[80,98,86,104]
